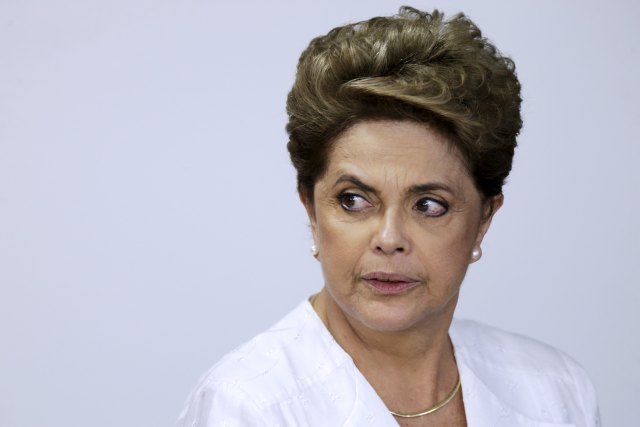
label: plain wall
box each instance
[1,0,638,426]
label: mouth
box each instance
[361,272,420,295]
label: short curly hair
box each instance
[286,6,522,200]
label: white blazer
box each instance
[178,301,600,427]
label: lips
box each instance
[361,272,420,295]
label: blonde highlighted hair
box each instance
[286,6,522,199]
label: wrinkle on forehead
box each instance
[325,120,471,198]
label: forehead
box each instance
[325,120,471,186]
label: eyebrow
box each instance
[334,175,376,193]
[333,174,455,196]
[408,183,455,196]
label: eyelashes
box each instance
[338,193,373,212]
[414,197,448,217]
[337,192,449,218]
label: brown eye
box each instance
[339,193,372,212]
[415,198,448,217]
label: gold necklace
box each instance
[389,375,461,418]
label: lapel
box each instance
[343,366,401,426]
[452,330,575,427]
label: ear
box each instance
[473,194,504,249]
[299,189,318,243]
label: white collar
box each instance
[304,301,574,427]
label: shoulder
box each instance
[451,318,571,373]
[177,301,353,426]
[451,319,600,426]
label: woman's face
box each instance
[303,120,501,333]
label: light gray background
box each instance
[1,0,638,426]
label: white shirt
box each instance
[177,300,600,427]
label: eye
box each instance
[415,197,448,217]
[338,193,373,212]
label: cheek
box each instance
[414,222,478,275]
[316,215,370,276]
[427,212,480,249]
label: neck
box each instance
[311,288,464,421]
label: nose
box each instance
[371,208,411,255]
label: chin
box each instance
[351,299,432,333]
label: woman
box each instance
[178,7,599,426]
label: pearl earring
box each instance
[470,247,482,263]
[310,244,319,256]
